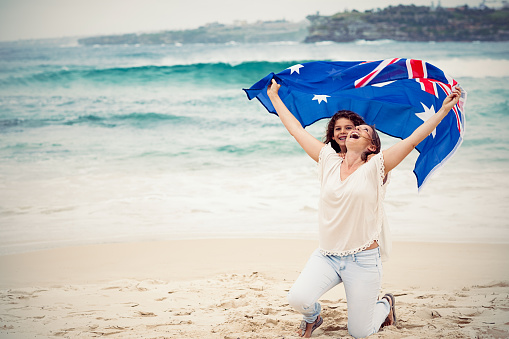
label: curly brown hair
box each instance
[361,125,381,161]
[323,110,366,153]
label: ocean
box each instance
[0,39,508,255]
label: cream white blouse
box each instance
[318,143,392,260]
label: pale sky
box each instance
[0,0,489,41]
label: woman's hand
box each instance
[382,86,462,175]
[265,78,324,162]
[441,86,462,113]
[267,79,281,99]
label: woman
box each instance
[324,110,366,157]
[266,79,461,338]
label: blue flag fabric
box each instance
[243,58,467,190]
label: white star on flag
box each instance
[415,102,437,138]
[288,64,304,74]
[312,95,330,104]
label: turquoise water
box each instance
[0,39,508,254]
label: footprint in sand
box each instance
[136,311,156,317]
[416,294,435,299]
[217,299,249,308]
[174,310,194,316]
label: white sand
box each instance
[1,239,508,338]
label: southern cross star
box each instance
[415,102,437,138]
[288,64,304,74]
[312,95,330,104]
[327,68,343,81]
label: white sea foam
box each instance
[354,39,396,45]
[314,41,335,46]
[2,144,507,255]
[427,58,509,78]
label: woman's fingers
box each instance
[267,79,280,96]
[442,87,461,110]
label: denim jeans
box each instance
[287,247,390,338]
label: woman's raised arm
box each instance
[382,87,462,175]
[267,79,325,162]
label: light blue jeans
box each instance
[287,247,390,339]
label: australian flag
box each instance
[243,58,467,190]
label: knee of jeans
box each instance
[348,328,374,339]
[348,321,375,339]
[287,290,313,312]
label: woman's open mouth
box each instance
[349,132,360,139]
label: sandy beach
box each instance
[0,239,508,338]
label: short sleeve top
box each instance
[317,143,390,257]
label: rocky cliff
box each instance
[305,5,509,42]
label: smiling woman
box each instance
[322,110,366,157]
[265,77,461,338]
[346,124,381,161]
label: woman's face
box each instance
[333,118,356,149]
[345,124,376,152]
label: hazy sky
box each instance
[0,0,489,41]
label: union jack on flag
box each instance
[243,58,467,190]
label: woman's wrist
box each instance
[267,92,279,100]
